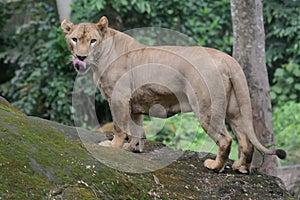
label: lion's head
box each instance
[61,16,108,73]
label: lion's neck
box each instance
[93,28,144,77]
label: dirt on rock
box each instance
[132,142,289,200]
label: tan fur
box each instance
[61,16,283,173]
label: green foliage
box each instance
[0,2,23,83]
[71,0,152,29]
[271,62,300,102]
[272,101,300,165]
[0,0,233,126]
[264,0,300,104]
[0,1,19,45]
[1,0,299,134]
[71,0,232,53]
[0,1,76,125]
[147,0,233,53]
[264,1,300,67]
[144,113,202,146]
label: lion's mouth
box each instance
[73,58,90,73]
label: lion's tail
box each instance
[229,58,286,160]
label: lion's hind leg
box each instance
[203,126,232,172]
[228,117,254,173]
[123,114,146,152]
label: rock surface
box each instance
[0,97,292,199]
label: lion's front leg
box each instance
[99,98,129,148]
[99,123,127,148]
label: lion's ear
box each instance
[97,16,108,33]
[61,19,74,35]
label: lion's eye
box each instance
[71,38,77,42]
[90,39,97,44]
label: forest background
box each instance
[0,0,299,166]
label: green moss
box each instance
[62,186,97,199]
[0,97,23,115]
[0,108,154,199]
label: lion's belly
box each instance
[130,84,192,118]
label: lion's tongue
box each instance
[73,58,87,70]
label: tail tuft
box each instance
[276,149,287,159]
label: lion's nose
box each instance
[76,55,87,61]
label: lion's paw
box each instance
[98,140,113,147]
[204,159,225,172]
[122,143,132,151]
[122,137,144,152]
[232,161,249,174]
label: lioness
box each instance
[61,16,286,173]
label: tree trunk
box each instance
[230,0,277,176]
[56,0,73,21]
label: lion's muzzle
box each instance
[73,58,88,73]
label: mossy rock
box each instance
[0,97,149,199]
[0,97,292,199]
[0,96,23,115]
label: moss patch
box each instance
[0,109,152,199]
[0,96,23,115]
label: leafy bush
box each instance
[264,1,300,69]
[264,0,300,104]
[272,101,300,165]
[271,62,300,102]
[0,1,76,125]
[71,0,233,53]
[1,0,299,131]
[147,0,233,53]
[0,0,233,126]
